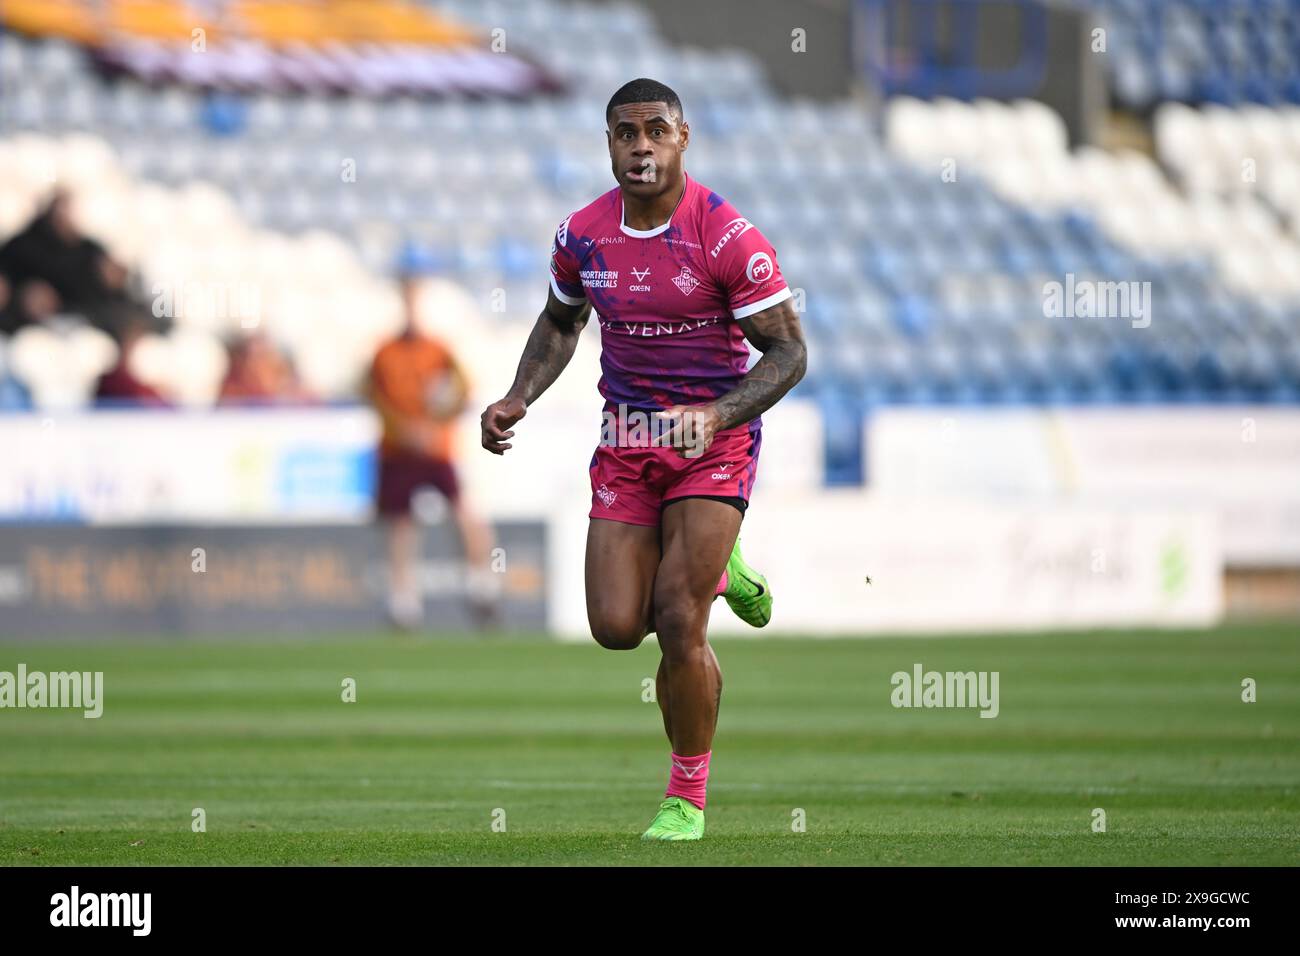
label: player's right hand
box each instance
[480,396,527,455]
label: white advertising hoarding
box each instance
[548,491,1222,638]
[867,407,1300,566]
[3,409,380,523]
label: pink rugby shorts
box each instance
[588,414,761,527]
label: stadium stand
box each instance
[1081,0,1300,108]
[2,0,1299,485]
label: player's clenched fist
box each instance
[652,403,722,458]
[480,396,527,454]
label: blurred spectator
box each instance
[0,276,31,409]
[218,332,314,405]
[0,269,61,335]
[0,190,152,338]
[369,275,498,630]
[95,319,169,406]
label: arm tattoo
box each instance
[713,299,807,430]
[507,292,590,405]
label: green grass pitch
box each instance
[1,623,1297,866]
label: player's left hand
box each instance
[652,403,722,459]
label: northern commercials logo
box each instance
[50,886,151,936]
[0,664,103,718]
[890,663,999,718]
[672,266,700,296]
[746,252,774,284]
[710,217,753,258]
[579,269,618,289]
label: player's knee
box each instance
[589,614,647,651]
[651,597,709,650]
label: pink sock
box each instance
[666,751,711,810]
[714,570,728,596]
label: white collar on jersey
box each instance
[619,172,689,238]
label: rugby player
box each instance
[480,78,807,840]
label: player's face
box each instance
[606,102,689,198]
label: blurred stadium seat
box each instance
[1,0,1298,467]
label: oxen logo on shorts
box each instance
[672,266,700,296]
[711,463,734,480]
[596,483,618,508]
[746,252,773,284]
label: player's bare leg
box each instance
[655,498,738,753]
[585,518,674,745]
[584,518,658,650]
[640,497,739,840]
[654,655,672,743]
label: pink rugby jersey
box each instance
[548,172,792,414]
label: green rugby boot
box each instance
[641,797,705,841]
[720,537,772,627]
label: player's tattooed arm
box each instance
[507,289,591,405]
[481,288,591,454]
[714,297,807,429]
[654,297,806,457]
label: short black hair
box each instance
[605,78,684,126]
